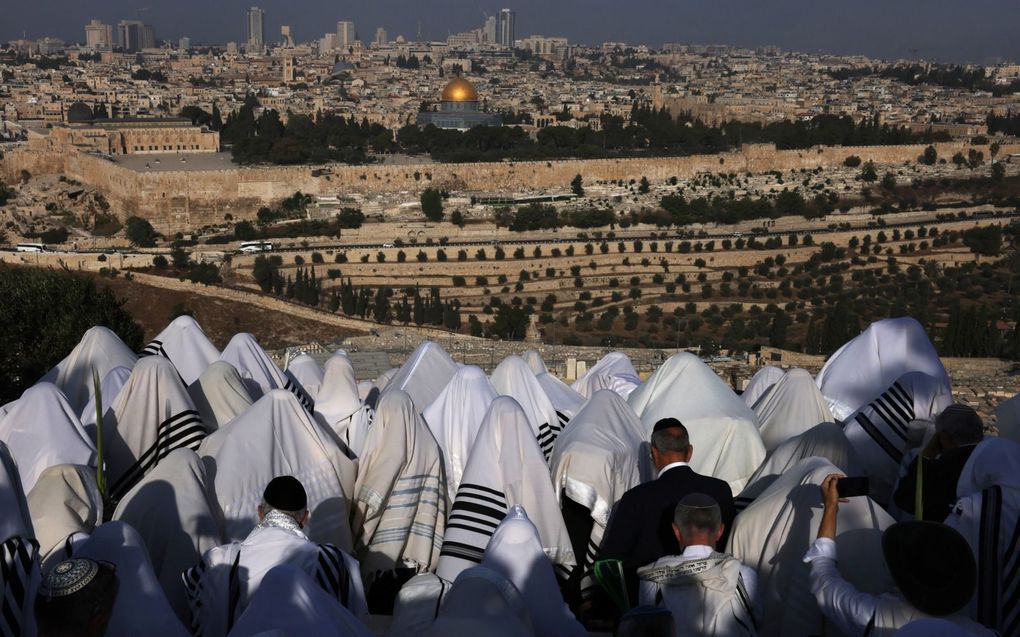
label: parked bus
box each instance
[239,241,273,253]
[16,243,45,253]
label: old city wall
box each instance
[4,141,1018,234]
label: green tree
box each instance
[860,161,878,182]
[881,172,897,190]
[125,217,157,247]
[491,304,532,340]
[450,209,465,227]
[571,174,585,197]
[920,145,938,166]
[421,188,444,222]
[991,162,1005,182]
[638,176,650,194]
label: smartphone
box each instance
[836,476,870,498]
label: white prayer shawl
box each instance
[816,317,950,421]
[188,361,254,432]
[481,506,587,637]
[351,390,447,579]
[219,333,312,410]
[113,448,223,622]
[80,365,132,427]
[286,354,324,402]
[0,441,41,637]
[751,368,834,452]
[571,352,641,400]
[0,382,96,493]
[490,355,563,461]
[315,353,374,458]
[39,325,138,414]
[995,393,1020,444]
[956,436,1020,498]
[382,341,458,411]
[537,372,587,421]
[843,371,954,504]
[386,574,450,637]
[522,350,549,376]
[550,390,647,576]
[374,367,399,392]
[437,396,575,583]
[226,565,373,637]
[141,315,221,386]
[727,457,895,637]
[102,356,207,501]
[425,566,536,637]
[76,521,190,637]
[357,380,377,403]
[422,365,498,502]
[628,352,766,494]
[741,366,786,407]
[26,464,102,571]
[736,422,859,510]
[202,389,357,551]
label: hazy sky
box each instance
[4,0,1019,64]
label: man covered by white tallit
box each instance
[314,352,374,459]
[750,368,833,452]
[0,381,96,493]
[351,390,447,587]
[522,349,550,376]
[200,389,356,551]
[572,352,641,400]
[187,361,254,432]
[628,352,765,494]
[219,333,312,410]
[436,396,575,583]
[113,448,223,622]
[79,365,131,428]
[0,441,42,637]
[422,365,497,502]
[141,315,220,386]
[741,366,785,407]
[550,389,649,593]
[101,356,207,501]
[944,437,1020,637]
[727,457,895,637]
[995,392,1020,444]
[39,325,138,414]
[490,355,564,461]
[286,353,325,402]
[27,464,102,571]
[816,317,950,421]
[842,370,953,504]
[382,341,458,411]
[537,372,587,423]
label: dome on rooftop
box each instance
[67,101,94,123]
[441,77,479,103]
[330,60,355,77]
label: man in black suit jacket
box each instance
[598,417,736,603]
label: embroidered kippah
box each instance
[40,558,99,598]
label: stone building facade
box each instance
[49,119,220,156]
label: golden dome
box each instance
[441,77,479,102]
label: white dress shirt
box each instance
[657,461,689,479]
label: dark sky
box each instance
[4,0,1019,64]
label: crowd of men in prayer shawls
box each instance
[2,315,1019,637]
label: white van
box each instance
[16,243,45,253]
[239,241,273,253]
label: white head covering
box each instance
[113,448,223,621]
[842,370,954,503]
[387,574,450,637]
[352,390,447,579]
[536,373,586,421]
[627,352,765,493]
[994,393,1020,444]
[521,350,549,376]
[220,333,312,409]
[490,355,562,460]
[424,566,535,637]
[40,325,138,414]
[422,366,497,502]
[751,368,834,452]
[227,564,373,637]
[816,317,950,421]
[203,389,356,551]
[0,382,96,493]
[727,457,895,637]
[550,390,648,572]
[571,352,641,400]
[741,366,785,407]
[436,396,574,583]
[286,354,324,402]
[0,441,40,637]
[315,353,373,457]
[76,521,190,637]
[188,361,254,432]
[736,422,859,508]
[80,365,132,426]
[102,356,207,501]
[141,315,220,386]
[382,341,458,410]
[481,506,587,637]
[956,436,1020,497]
[374,367,399,393]
[27,464,102,571]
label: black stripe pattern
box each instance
[315,544,352,608]
[109,409,206,501]
[978,486,1020,637]
[537,411,570,462]
[284,378,315,412]
[851,381,915,464]
[182,559,207,636]
[440,483,508,567]
[1,537,39,637]
[140,339,166,358]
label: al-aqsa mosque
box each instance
[416,77,502,130]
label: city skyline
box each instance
[2,0,1019,63]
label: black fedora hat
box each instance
[881,521,976,616]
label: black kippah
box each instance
[263,475,307,511]
[652,417,685,433]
